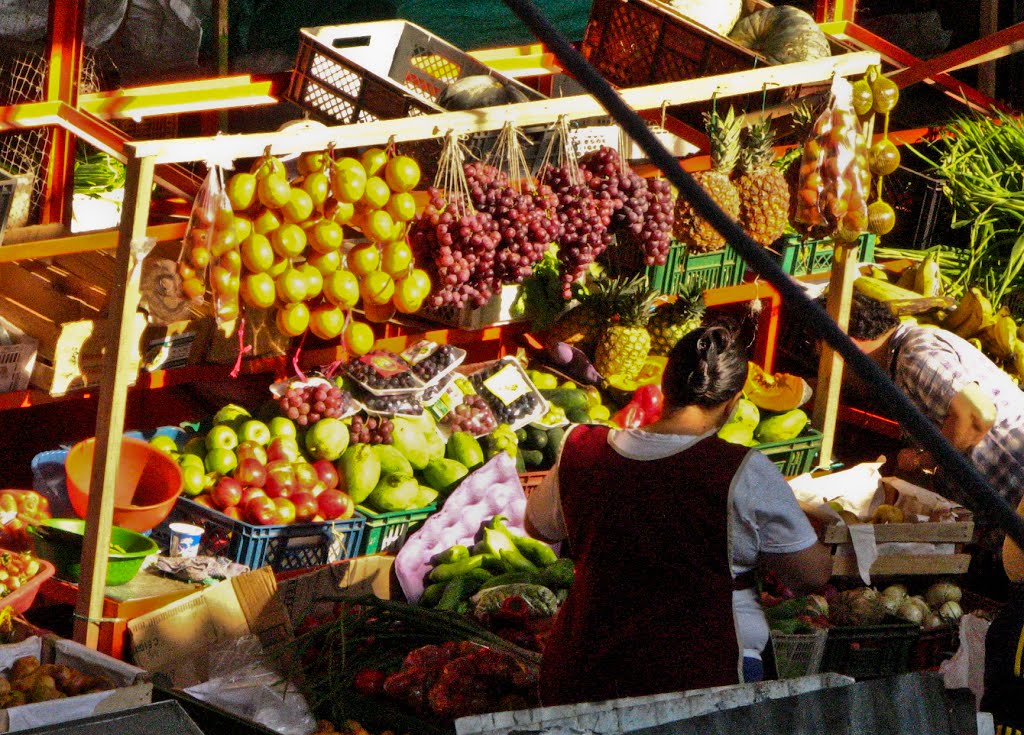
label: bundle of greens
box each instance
[915,111,1024,308]
[73,147,126,198]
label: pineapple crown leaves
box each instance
[671,280,707,320]
[703,105,742,175]
[739,119,776,174]
[608,282,659,328]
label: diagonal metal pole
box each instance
[500,0,1024,550]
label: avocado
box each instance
[540,388,589,414]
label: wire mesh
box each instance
[0,45,102,226]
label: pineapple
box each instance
[673,105,741,253]
[734,118,791,247]
[594,287,657,380]
[648,281,706,356]
[546,275,646,353]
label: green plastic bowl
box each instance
[30,518,159,586]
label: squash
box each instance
[437,76,529,111]
[664,0,742,36]
[743,361,808,412]
[728,6,831,65]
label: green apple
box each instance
[181,464,205,496]
[213,403,251,428]
[268,416,297,440]
[182,436,207,458]
[205,424,239,452]
[179,454,205,471]
[204,447,238,476]
[238,419,272,446]
[149,435,179,455]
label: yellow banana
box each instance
[1013,341,1024,378]
[981,315,1017,358]
[953,288,993,339]
[969,337,985,351]
[854,276,924,302]
[914,254,942,297]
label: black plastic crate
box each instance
[882,165,966,250]
[819,621,921,679]
[17,701,204,735]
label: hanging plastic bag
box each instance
[793,76,869,243]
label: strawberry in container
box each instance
[0,490,50,551]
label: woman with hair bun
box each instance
[526,322,832,706]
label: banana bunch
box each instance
[943,287,995,340]
[943,287,1024,384]
[895,252,943,297]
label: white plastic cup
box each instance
[168,522,204,558]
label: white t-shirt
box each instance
[526,427,820,660]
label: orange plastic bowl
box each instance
[65,437,182,533]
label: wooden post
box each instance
[979,0,1000,98]
[73,155,156,648]
[811,243,860,468]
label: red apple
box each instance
[267,436,301,464]
[293,462,318,492]
[234,458,267,488]
[290,491,318,523]
[236,441,268,465]
[210,476,243,510]
[222,506,242,520]
[264,460,296,498]
[241,487,267,505]
[317,489,355,521]
[245,495,278,526]
[311,460,339,490]
[273,497,297,525]
[193,494,215,509]
[310,481,326,498]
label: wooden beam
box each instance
[128,51,880,164]
[888,20,1024,90]
[73,155,156,648]
[812,244,861,467]
[979,0,1001,98]
[0,222,186,264]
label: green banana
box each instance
[914,254,942,298]
[896,265,919,291]
[1014,342,1024,378]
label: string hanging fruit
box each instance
[862,65,901,237]
[409,131,502,309]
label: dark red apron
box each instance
[540,424,748,706]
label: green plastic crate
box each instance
[356,504,436,555]
[755,428,823,476]
[646,242,747,294]
[775,234,876,277]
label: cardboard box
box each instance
[0,317,37,394]
[140,318,212,373]
[0,635,151,732]
[128,558,397,688]
[127,568,292,689]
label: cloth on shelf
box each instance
[154,555,250,582]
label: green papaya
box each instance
[524,426,548,451]
[718,422,757,447]
[540,388,589,413]
[521,449,545,469]
[413,484,439,509]
[730,398,760,429]
[754,409,809,444]
[339,444,382,504]
[365,473,421,512]
[445,432,485,470]
[421,458,469,495]
[391,418,432,470]
[373,444,414,478]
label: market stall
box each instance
[0,0,1021,732]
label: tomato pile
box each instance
[0,490,50,552]
[0,550,43,599]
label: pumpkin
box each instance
[743,361,808,412]
[665,0,743,36]
[728,6,831,65]
[437,76,529,111]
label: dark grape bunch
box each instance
[277,382,352,427]
[348,414,394,445]
[409,344,462,383]
[468,362,543,425]
[538,163,613,299]
[347,352,422,392]
[442,394,498,436]
[359,391,425,417]
[464,162,560,285]
[580,146,674,266]
[408,187,502,309]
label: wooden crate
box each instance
[824,520,975,577]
